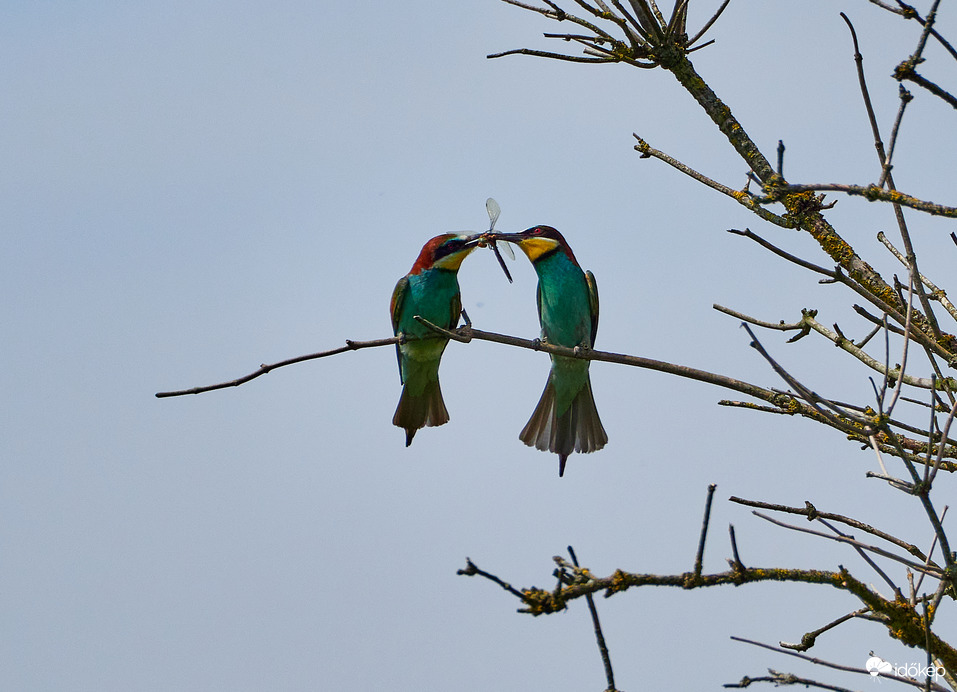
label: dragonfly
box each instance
[482,197,514,283]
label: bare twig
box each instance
[728,524,745,570]
[885,270,916,417]
[742,324,873,434]
[730,478,953,553]
[779,607,873,652]
[842,11,943,349]
[879,231,957,324]
[568,546,618,692]
[634,136,794,228]
[457,558,526,601]
[727,229,951,359]
[879,85,914,188]
[686,0,731,47]
[750,510,943,577]
[155,336,402,397]
[693,484,717,580]
[867,0,957,61]
[724,669,861,691]
[730,636,949,691]
[714,304,951,390]
[895,65,957,109]
[817,518,901,597]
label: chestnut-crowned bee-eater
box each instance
[490,226,607,475]
[390,233,482,446]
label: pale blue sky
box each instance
[3,2,956,689]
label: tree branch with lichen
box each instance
[458,550,957,675]
[491,0,957,358]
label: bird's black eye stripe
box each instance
[435,238,466,259]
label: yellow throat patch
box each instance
[516,236,560,262]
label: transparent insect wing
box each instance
[485,197,514,260]
[485,197,501,228]
[484,197,514,283]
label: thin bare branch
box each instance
[727,230,947,358]
[779,607,872,652]
[712,305,803,333]
[879,85,914,188]
[694,484,717,579]
[487,46,617,63]
[896,64,957,109]
[724,669,862,692]
[879,232,957,324]
[155,336,402,397]
[842,11,944,349]
[727,497,936,565]
[716,304,951,390]
[866,0,957,62]
[742,323,874,434]
[818,518,901,597]
[567,546,619,692]
[730,637,949,692]
[634,136,794,227]
[457,558,527,601]
[687,0,731,48]
[885,270,916,416]
[751,510,943,577]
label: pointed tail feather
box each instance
[558,453,569,478]
[393,379,450,446]
[520,375,608,476]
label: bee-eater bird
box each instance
[491,226,607,476]
[391,233,481,446]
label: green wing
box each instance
[585,270,599,347]
[449,289,463,331]
[390,276,410,383]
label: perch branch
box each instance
[157,319,957,467]
[155,336,401,397]
[157,323,785,407]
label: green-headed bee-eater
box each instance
[391,233,482,446]
[491,226,607,476]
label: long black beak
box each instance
[485,232,525,244]
[460,232,486,248]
